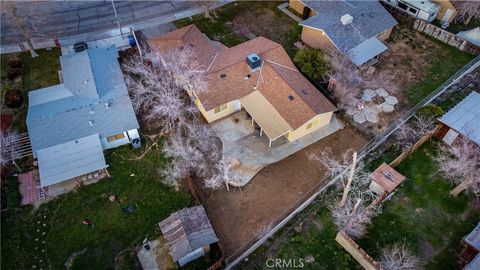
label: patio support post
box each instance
[269,138,272,148]
[260,128,263,137]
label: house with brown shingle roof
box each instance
[148,25,336,146]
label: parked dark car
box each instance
[73,42,88,53]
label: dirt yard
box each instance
[338,25,474,134]
[195,125,368,257]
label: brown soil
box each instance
[195,126,368,257]
[347,26,443,134]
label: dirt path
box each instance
[196,126,368,257]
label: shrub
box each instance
[4,90,24,108]
[417,104,444,119]
[7,56,23,69]
[293,49,329,82]
[6,68,22,81]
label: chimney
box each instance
[246,53,262,70]
[341,14,353,25]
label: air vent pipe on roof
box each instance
[341,14,353,25]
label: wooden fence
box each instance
[412,20,480,55]
[335,231,383,270]
[389,125,439,168]
[383,4,480,55]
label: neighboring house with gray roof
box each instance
[26,46,140,193]
[289,0,398,66]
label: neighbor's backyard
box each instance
[247,141,479,270]
[1,139,194,269]
[1,50,197,269]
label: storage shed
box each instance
[159,205,218,267]
[369,163,406,194]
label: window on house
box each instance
[213,104,228,114]
[408,7,418,14]
[397,2,408,11]
[107,133,125,142]
[306,119,320,130]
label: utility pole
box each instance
[110,0,122,35]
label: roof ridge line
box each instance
[265,62,319,115]
[206,43,282,74]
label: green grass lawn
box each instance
[405,36,475,104]
[358,142,480,269]
[175,1,301,57]
[1,141,193,269]
[272,208,360,270]
[1,49,61,132]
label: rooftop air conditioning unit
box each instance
[246,53,262,70]
[341,14,353,25]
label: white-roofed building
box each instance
[439,91,480,146]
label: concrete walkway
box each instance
[277,3,302,23]
[212,112,344,186]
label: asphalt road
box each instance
[0,1,194,45]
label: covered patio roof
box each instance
[239,91,292,144]
[346,37,387,66]
[37,133,108,187]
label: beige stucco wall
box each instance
[193,93,237,123]
[287,112,333,142]
[377,26,394,41]
[433,0,457,23]
[289,0,306,15]
[301,26,335,50]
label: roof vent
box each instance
[105,102,110,108]
[288,95,295,101]
[88,120,94,126]
[341,14,353,25]
[246,53,262,70]
[220,74,227,79]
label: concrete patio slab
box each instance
[375,88,389,97]
[380,102,395,113]
[353,111,367,123]
[212,111,344,186]
[362,89,376,102]
[385,95,399,105]
[364,105,380,123]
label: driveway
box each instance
[211,111,343,186]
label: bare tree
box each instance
[123,52,230,189]
[331,193,379,239]
[309,148,353,180]
[379,243,423,270]
[434,136,480,196]
[395,114,436,148]
[191,0,218,20]
[310,148,379,238]
[1,130,21,171]
[326,48,363,115]
[159,48,208,92]
[455,1,480,25]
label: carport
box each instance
[239,91,292,147]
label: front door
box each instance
[233,100,241,111]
